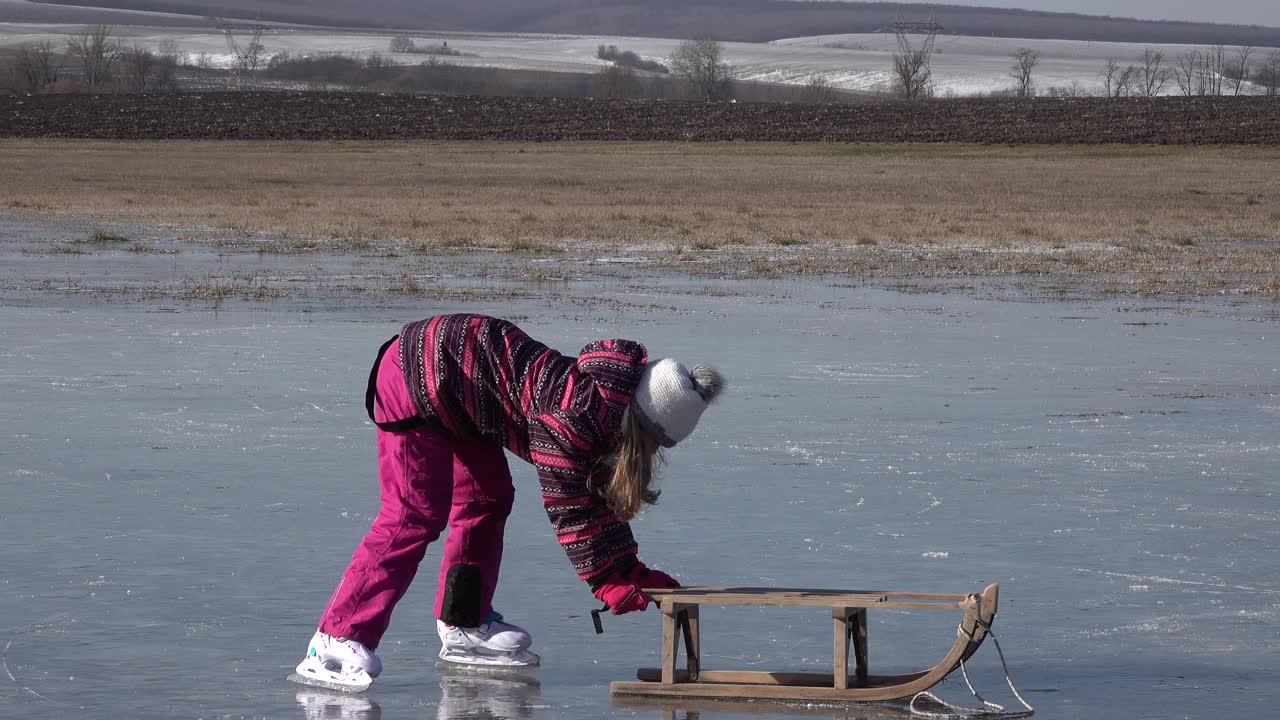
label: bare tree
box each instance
[33,40,65,91]
[152,39,180,91]
[1043,80,1091,98]
[803,74,837,104]
[240,29,266,77]
[1101,58,1118,97]
[66,25,119,93]
[889,20,938,99]
[158,39,180,60]
[10,40,64,93]
[389,35,416,54]
[1227,45,1253,96]
[118,44,156,92]
[594,63,638,98]
[1174,49,1200,96]
[116,44,177,92]
[1101,58,1136,98]
[670,34,731,101]
[1258,51,1280,96]
[1201,45,1226,96]
[1,52,20,94]
[1010,47,1039,98]
[1136,49,1170,98]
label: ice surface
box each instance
[1,243,1278,719]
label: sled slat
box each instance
[648,587,968,609]
[882,592,970,601]
[651,587,968,601]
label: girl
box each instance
[292,314,723,691]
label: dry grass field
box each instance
[2,140,1278,294]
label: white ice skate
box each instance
[289,630,382,693]
[436,612,541,668]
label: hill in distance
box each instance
[29,0,1280,47]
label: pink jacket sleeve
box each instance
[527,338,647,583]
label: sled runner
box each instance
[611,583,1007,704]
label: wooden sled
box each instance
[610,583,1000,704]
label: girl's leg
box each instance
[434,436,515,627]
[318,338,451,649]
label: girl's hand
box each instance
[593,581,653,615]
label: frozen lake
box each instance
[1,239,1278,719]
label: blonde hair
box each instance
[598,409,662,521]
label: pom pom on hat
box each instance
[631,358,724,448]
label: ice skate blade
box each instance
[434,654,540,676]
[288,671,373,694]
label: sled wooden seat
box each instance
[610,583,1000,704]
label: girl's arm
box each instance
[529,409,639,583]
[525,336,649,583]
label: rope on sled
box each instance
[908,624,1035,719]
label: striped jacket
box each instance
[399,314,647,584]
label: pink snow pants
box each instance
[318,337,514,649]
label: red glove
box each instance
[593,580,653,615]
[629,563,681,589]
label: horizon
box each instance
[845,1,1280,29]
[10,0,1280,39]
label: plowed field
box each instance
[2,92,1278,143]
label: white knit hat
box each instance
[631,358,724,448]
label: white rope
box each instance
[908,625,1034,719]
[989,631,1035,714]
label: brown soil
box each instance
[2,93,1279,144]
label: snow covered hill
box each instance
[1,22,1274,96]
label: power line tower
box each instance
[889,17,942,58]
[223,27,264,91]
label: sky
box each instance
[857,1,1280,28]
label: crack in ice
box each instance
[1076,569,1280,595]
